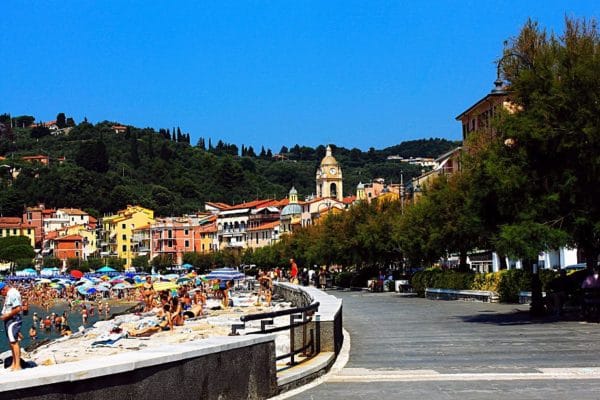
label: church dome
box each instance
[320,145,338,166]
[281,203,302,216]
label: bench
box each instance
[518,291,547,304]
[425,288,499,303]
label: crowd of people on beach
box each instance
[0,259,331,371]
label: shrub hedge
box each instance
[411,268,559,303]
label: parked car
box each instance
[564,263,587,271]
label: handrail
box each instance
[240,301,320,322]
[230,300,321,372]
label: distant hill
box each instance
[0,114,460,217]
[381,138,461,158]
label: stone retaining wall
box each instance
[1,336,278,400]
[273,283,343,355]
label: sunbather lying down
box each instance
[128,304,173,337]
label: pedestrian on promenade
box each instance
[290,258,299,284]
[0,281,24,371]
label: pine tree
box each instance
[259,146,266,159]
[56,113,67,129]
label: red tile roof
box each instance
[247,221,280,232]
[55,234,83,242]
[224,199,274,211]
[59,208,88,216]
[45,231,59,240]
[199,224,217,233]
[0,217,23,228]
[205,202,231,210]
[343,196,357,204]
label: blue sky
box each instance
[1,1,597,152]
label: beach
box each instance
[0,292,292,373]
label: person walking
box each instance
[290,258,299,284]
[0,281,24,371]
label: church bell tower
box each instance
[316,145,343,201]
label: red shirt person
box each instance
[290,258,298,283]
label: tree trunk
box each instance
[526,258,545,317]
[458,250,469,272]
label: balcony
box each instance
[218,228,247,236]
[222,242,245,248]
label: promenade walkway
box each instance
[287,291,600,399]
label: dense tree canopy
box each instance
[0,115,455,217]
[482,17,600,266]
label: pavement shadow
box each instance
[457,309,580,326]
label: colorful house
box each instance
[100,205,155,268]
[0,217,36,247]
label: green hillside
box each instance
[0,115,460,217]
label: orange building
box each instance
[54,234,84,261]
[150,217,203,265]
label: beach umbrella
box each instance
[95,286,109,292]
[113,282,132,290]
[77,285,91,295]
[97,266,117,273]
[98,282,112,288]
[124,278,135,284]
[20,268,38,276]
[205,268,246,281]
[70,270,84,279]
[86,287,97,295]
[176,277,191,285]
[182,263,193,269]
[195,277,208,285]
[164,274,179,281]
[50,282,64,289]
[37,278,52,284]
[125,272,136,278]
[110,279,124,284]
[75,278,93,286]
[152,281,178,292]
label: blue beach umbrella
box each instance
[97,266,117,273]
[205,267,246,281]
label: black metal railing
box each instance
[230,301,320,371]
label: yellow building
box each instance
[0,217,36,247]
[101,205,154,268]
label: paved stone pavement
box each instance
[288,291,600,399]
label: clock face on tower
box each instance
[329,168,337,175]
